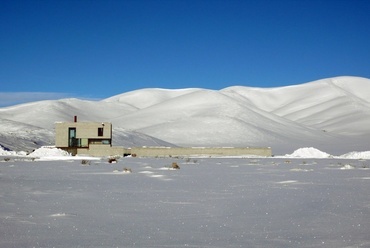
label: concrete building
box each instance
[55,116,127,156]
[55,117,272,157]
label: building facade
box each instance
[55,118,127,156]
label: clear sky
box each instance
[1,0,370,106]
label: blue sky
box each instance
[1,0,370,106]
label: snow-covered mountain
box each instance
[0,76,369,154]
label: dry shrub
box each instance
[81,160,90,165]
[171,162,180,169]
[108,158,117,163]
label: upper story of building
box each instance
[55,116,112,149]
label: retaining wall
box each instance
[130,147,272,157]
[61,146,272,157]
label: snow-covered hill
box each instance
[221,76,370,134]
[0,76,369,154]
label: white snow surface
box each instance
[339,151,370,160]
[1,76,370,154]
[25,146,101,161]
[1,157,370,248]
[284,147,332,158]
[0,145,27,156]
[283,148,370,159]
[27,146,71,158]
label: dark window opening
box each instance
[68,128,77,147]
[89,139,111,145]
[98,127,104,136]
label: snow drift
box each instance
[284,147,332,158]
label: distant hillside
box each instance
[0,76,369,154]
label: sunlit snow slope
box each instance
[0,76,369,154]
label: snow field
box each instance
[1,156,370,247]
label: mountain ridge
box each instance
[0,76,369,154]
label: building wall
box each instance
[55,122,112,147]
[80,144,128,157]
[130,147,272,157]
[60,146,271,157]
[75,122,111,139]
[55,122,69,147]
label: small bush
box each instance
[4,157,11,162]
[108,158,117,163]
[108,155,121,163]
[185,158,197,163]
[114,167,132,173]
[81,160,90,165]
[171,162,180,169]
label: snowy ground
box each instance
[1,151,370,247]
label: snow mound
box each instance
[339,151,370,160]
[0,145,16,156]
[0,145,27,156]
[340,164,355,170]
[285,147,332,158]
[28,146,71,158]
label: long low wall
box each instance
[62,145,272,157]
[130,147,272,157]
[86,144,128,157]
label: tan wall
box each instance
[83,144,127,157]
[55,123,69,147]
[75,122,111,139]
[55,122,112,147]
[73,145,129,157]
[60,146,271,157]
[131,147,272,157]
